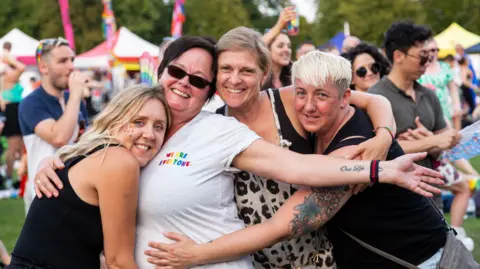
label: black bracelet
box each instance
[370,160,380,184]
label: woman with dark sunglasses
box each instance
[343,43,391,92]
[418,39,462,130]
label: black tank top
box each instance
[216,88,312,154]
[318,107,446,268]
[12,144,119,269]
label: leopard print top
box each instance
[225,89,336,269]
[234,171,336,269]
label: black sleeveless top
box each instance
[216,88,312,154]
[12,145,119,269]
[320,107,447,268]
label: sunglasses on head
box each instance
[167,65,211,89]
[355,62,380,78]
[36,37,70,63]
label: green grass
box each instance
[0,198,479,262]
[0,198,24,251]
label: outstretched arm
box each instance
[145,147,357,268]
[232,139,442,197]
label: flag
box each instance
[102,0,117,70]
[171,0,186,38]
[58,0,75,49]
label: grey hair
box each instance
[216,26,271,76]
[292,51,352,97]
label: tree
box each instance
[312,0,345,46]
[183,0,251,40]
[114,0,172,46]
[337,0,426,46]
[32,0,103,53]
[421,0,480,35]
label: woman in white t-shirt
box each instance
[34,36,443,269]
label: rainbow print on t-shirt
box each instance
[158,152,191,167]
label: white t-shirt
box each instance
[135,111,260,269]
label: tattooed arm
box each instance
[145,147,357,268]
[288,185,353,236]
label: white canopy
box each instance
[0,29,39,65]
[74,27,159,69]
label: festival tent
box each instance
[0,28,39,65]
[435,23,480,58]
[318,32,346,51]
[74,27,159,70]
[466,43,480,54]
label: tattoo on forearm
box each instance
[340,165,365,173]
[288,186,351,237]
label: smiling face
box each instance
[294,78,350,134]
[352,53,381,92]
[217,49,267,109]
[270,33,292,67]
[115,98,168,167]
[159,48,213,122]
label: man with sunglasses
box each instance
[18,37,88,213]
[369,21,461,212]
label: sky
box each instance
[290,0,317,22]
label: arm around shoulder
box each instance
[96,147,140,269]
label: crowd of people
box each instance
[0,6,479,269]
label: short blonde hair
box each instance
[57,84,171,162]
[292,51,352,97]
[216,26,271,76]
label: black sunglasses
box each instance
[355,63,380,78]
[406,53,430,66]
[167,65,211,89]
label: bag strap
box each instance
[341,229,420,269]
[425,197,455,234]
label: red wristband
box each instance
[370,160,380,184]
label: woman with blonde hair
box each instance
[7,84,170,269]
